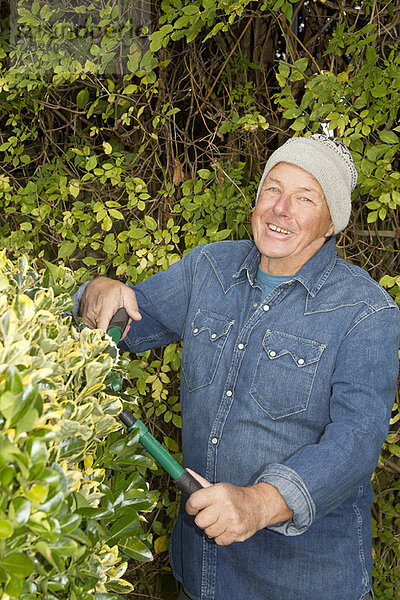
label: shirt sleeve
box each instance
[255,305,400,535]
[71,281,90,317]
[71,246,204,350]
[118,246,205,352]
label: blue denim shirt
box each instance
[114,237,399,600]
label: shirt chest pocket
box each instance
[250,330,325,419]
[182,310,234,392]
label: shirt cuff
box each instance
[71,281,90,317]
[255,464,316,536]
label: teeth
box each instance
[269,224,291,235]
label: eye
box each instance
[300,196,312,203]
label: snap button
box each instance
[211,437,218,445]
[269,351,276,358]
[193,328,199,334]
[226,390,233,397]
[211,333,217,340]
[263,304,270,312]
[238,343,245,350]
[297,358,305,365]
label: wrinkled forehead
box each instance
[263,162,326,196]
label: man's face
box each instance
[252,162,334,275]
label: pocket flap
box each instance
[262,330,324,367]
[191,310,234,342]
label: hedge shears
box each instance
[107,308,203,497]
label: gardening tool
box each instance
[108,308,203,497]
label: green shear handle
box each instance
[108,308,203,497]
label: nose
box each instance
[272,192,291,217]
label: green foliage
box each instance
[0,253,155,599]
[381,276,400,308]
[0,144,252,281]
[10,0,152,79]
[371,469,400,600]
[274,38,400,226]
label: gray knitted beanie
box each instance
[256,134,358,234]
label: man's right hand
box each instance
[79,277,142,338]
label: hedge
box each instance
[0,253,156,599]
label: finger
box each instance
[80,280,112,329]
[185,498,201,516]
[80,278,141,332]
[79,296,95,328]
[81,300,103,329]
[123,292,142,322]
[121,319,132,341]
[205,525,228,542]
[97,305,121,333]
[185,469,211,488]
[200,516,225,538]
[213,531,236,546]
[112,291,140,339]
[97,289,136,332]
[185,470,213,515]
[81,310,97,329]
[185,488,214,516]
[194,504,220,530]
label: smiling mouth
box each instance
[268,224,292,235]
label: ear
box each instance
[325,222,334,237]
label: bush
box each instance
[0,252,155,599]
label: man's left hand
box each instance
[185,470,293,546]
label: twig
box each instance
[199,17,253,111]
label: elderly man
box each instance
[76,134,400,600]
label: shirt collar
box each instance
[233,243,261,286]
[293,236,337,297]
[233,236,337,297]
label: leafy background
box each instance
[0,0,399,598]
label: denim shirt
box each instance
[114,237,400,600]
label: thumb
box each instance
[123,291,142,322]
[185,469,213,516]
[185,468,212,489]
[120,292,142,340]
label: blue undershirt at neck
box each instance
[256,266,292,301]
